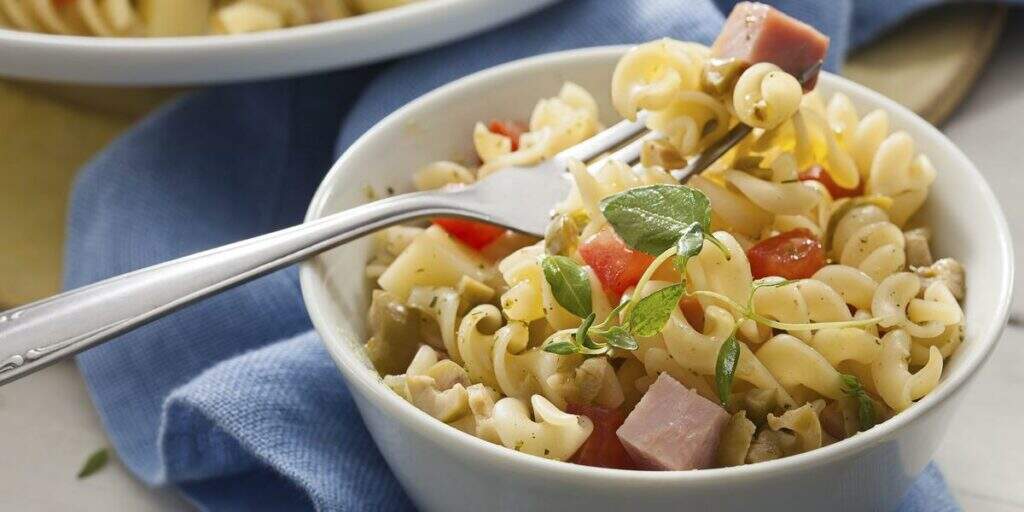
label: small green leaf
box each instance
[840,373,876,431]
[541,255,593,318]
[543,341,579,355]
[602,326,639,351]
[715,335,741,405]
[856,397,876,431]
[77,448,109,479]
[576,313,599,349]
[673,223,705,272]
[600,185,712,256]
[626,283,685,337]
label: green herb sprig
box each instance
[840,373,877,431]
[540,184,885,361]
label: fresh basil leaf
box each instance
[541,255,593,318]
[543,341,579,355]
[840,373,876,431]
[602,326,639,351]
[600,185,712,255]
[626,283,685,337]
[77,448,109,479]
[715,335,741,405]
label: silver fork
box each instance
[0,60,823,386]
[0,116,656,385]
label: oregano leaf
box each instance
[602,326,639,351]
[715,335,741,405]
[625,283,685,337]
[543,341,579,355]
[541,255,593,318]
[600,185,712,256]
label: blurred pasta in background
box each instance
[0,0,422,37]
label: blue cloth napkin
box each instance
[65,1,978,510]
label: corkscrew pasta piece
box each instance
[732,63,802,130]
[716,411,757,467]
[0,0,418,37]
[661,306,796,407]
[812,265,877,311]
[872,329,943,411]
[872,273,962,339]
[491,395,594,461]
[408,286,461,359]
[757,334,845,400]
[766,401,825,454]
[611,38,707,120]
[477,83,601,176]
[723,168,821,216]
[412,161,475,191]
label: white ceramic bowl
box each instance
[300,46,1013,512]
[0,0,557,85]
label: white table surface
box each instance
[2,17,1023,512]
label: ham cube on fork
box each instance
[712,1,830,90]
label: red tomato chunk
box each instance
[747,228,826,280]
[567,403,636,470]
[799,165,863,199]
[579,229,655,297]
[433,218,505,250]
[487,120,527,152]
[679,297,706,333]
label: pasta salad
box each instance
[0,0,421,37]
[363,3,966,471]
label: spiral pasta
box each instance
[732,63,802,130]
[477,83,601,176]
[0,0,419,37]
[364,37,965,470]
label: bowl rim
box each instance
[0,0,489,49]
[300,45,1014,485]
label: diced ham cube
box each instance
[616,373,729,470]
[712,2,830,90]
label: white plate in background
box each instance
[0,0,559,86]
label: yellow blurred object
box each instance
[0,82,178,307]
[0,4,1006,308]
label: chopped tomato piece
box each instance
[579,229,655,297]
[747,228,826,280]
[679,297,705,332]
[433,218,505,250]
[567,403,636,470]
[798,165,863,199]
[487,120,527,151]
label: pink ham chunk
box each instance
[616,373,729,470]
[712,2,829,90]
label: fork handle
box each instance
[0,191,463,386]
